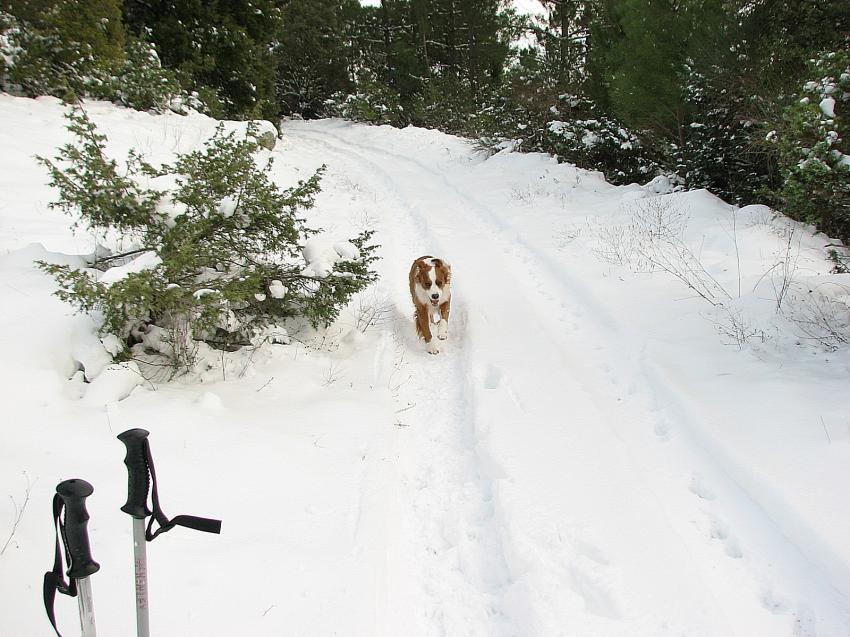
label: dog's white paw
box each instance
[437,332,448,340]
[427,341,440,354]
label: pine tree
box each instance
[2,0,184,110]
[589,0,730,145]
[771,47,850,240]
[409,0,512,131]
[338,1,421,125]
[122,0,283,119]
[274,0,359,118]
[37,108,379,372]
[535,0,592,88]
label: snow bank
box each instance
[302,236,360,278]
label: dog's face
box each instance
[415,258,451,307]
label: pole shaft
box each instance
[76,577,97,637]
[132,518,151,637]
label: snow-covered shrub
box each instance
[475,81,659,185]
[0,12,182,112]
[469,55,559,154]
[417,76,486,136]
[770,47,850,241]
[1,0,125,98]
[678,67,774,204]
[545,95,659,184]
[37,108,379,373]
[105,37,182,112]
[0,11,92,100]
[335,69,407,126]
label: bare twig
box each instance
[1,472,34,557]
[821,416,832,444]
[595,197,732,307]
[784,282,850,350]
[322,362,343,386]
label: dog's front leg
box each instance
[417,307,439,354]
[437,300,450,340]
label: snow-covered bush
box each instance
[37,108,379,373]
[474,83,659,185]
[334,69,407,126]
[545,95,658,184]
[104,37,182,112]
[0,12,181,112]
[678,67,773,204]
[771,47,850,241]
[0,11,92,100]
[418,76,481,136]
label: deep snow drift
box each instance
[1,95,849,636]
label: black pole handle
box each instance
[118,428,152,519]
[55,479,100,579]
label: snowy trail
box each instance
[284,120,850,637]
[287,124,723,635]
[285,124,521,635]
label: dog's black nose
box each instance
[431,293,439,300]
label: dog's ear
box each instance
[432,259,450,282]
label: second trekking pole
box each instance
[117,428,152,637]
[118,427,222,637]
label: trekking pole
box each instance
[117,428,152,637]
[43,478,100,637]
[118,428,222,637]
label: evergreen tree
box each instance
[2,0,181,110]
[44,0,124,65]
[122,0,283,119]
[409,0,512,131]
[589,0,731,144]
[358,0,426,121]
[413,0,509,92]
[770,46,850,241]
[4,0,124,61]
[274,0,359,118]
[736,0,850,98]
[1,0,125,86]
[37,108,379,371]
[534,0,593,88]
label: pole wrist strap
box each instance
[143,438,222,540]
[43,494,77,637]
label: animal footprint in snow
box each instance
[710,518,743,559]
[689,473,716,500]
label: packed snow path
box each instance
[283,120,850,636]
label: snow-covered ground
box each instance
[1,95,850,637]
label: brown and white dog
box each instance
[409,255,451,354]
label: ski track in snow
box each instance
[288,125,520,635]
[284,121,850,637]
